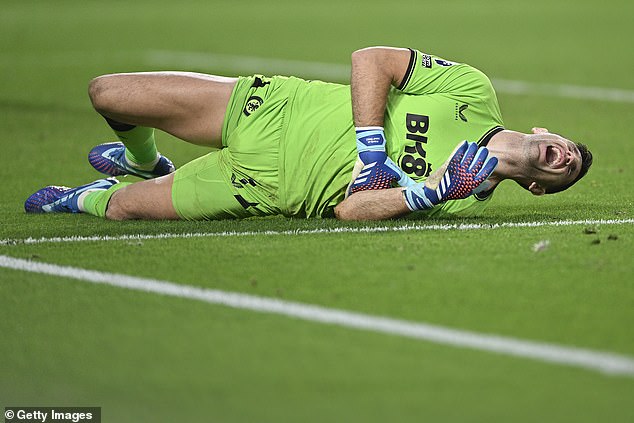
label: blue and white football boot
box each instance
[88,142,175,179]
[24,177,119,213]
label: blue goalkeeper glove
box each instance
[403,141,498,211]
[348,127,415,195]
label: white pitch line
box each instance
[1,254,633,376]
[1,218,632,247]
[145,50,634,104]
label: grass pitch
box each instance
[1,0,633,422]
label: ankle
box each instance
[124,150,159,170]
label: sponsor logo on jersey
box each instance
[421,54,432,68]
[243,96,263,116]
[399,113,433,178]
[455,103,468,122]
[435,59,455,67]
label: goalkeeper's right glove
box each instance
[403,141,497,211]
[348,127,415,195]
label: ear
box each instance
[531,127,549,134]
[528,182,546,196]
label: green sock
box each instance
[81,183,131,217]
[103,117,158,167]
[117,126,159,167]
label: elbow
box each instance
[350,49,365,70]
[334,200,357,221]
[334,202,348,220]
[351,47,380,65]
[351,46,409,86]
[351,48,368,60]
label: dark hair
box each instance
[545,142,593,194]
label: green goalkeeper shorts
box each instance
[171,75,301,220]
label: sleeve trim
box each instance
[477,126,504,147]
[396,48,416,91]
[474,126,504,201]
[474,191,494,201]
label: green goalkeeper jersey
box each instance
[281,49,504,217]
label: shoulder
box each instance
[399,49,496,99]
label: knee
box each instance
[88,74,120,115]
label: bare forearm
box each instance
[350,47,411,127]
[334,188,410,220]
[342,47,414,221]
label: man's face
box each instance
[525,133,583,193]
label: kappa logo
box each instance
[455,103,468,122]
[243,96,263,116]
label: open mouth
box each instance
[545,145,566,168]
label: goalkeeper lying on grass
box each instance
[25,47,592,221]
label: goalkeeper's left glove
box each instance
[348,126,415,195]
[403,141,497,211]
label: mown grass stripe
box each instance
[1,254,633,377]
[145,50,634,103]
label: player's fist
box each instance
[348,153,413,194]
[403,141,497,210]
[350,127,415,194]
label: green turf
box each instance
[1,271,633,423]
[1,0,633,422]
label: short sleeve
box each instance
[398,49,495,100]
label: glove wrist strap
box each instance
[355,127,386,153]
[403,184,437,211]
[355,126,384,132]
